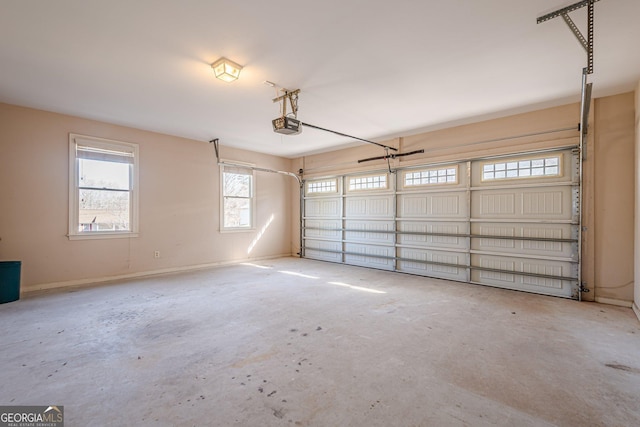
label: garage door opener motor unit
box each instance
[272,88,302,135]
[273,116,301,135]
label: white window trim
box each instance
[220,161,256,232]
[68,134,139,240]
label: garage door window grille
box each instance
[482,155,561,181]
[348,174,388,191]
[404,166,458,187]
[307,179,338,194]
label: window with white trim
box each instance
[221,165,254,230]
[68,134,139,239]
[348,174,388,191]
[482,155,561,181]
[307,179,337,194]
[404,166,458,187]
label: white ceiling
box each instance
[1,0,639,158]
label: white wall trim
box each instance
[21,254,293,295]
[595,296,633,308]
[633,302,640,322]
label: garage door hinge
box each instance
[579,283,590,293]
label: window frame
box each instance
[220,163,256,232]
[480,154,563,182]
[306,178,339,195]
[347,173,389,192]
[68,134,139,240]
[403,165,459,188]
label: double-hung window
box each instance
[68,134,139,239]
[221,165,254,230]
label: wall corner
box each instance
[635,80,640,321]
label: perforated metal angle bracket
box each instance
[272,89,301,117]
[537,0,600,74]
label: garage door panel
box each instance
[344,220,394,244]
[305,197,341,218]
[397,221,469,250]
[345,195,393,218]
[397,248,467,281]
[344,243,394,270]
[398,191,468,219]
[471,186,574,221]
[304,239,342,262]
[471,254,577,297]
[471,222,576,258]
[304,219,342,239]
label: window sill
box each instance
[68,232,139,241]
[220,228,255,234]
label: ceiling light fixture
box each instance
[211,57,243,82]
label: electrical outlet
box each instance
[154,251,160,259]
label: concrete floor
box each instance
[1,257,639,426]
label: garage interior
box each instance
[1,1,640,426]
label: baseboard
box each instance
[633,302,640,322]
[594,296,633,308]
[22,253,294,295]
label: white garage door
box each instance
[302,148,580,299]
[469,150,579,298]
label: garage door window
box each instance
[348,174,388,191]
[482,155,561,181]
[307,179,338,194]
[404,166,457,187]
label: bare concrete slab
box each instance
[1,257,639,426]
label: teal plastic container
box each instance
[0,261,21,303]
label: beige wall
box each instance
[294,94,637,304]
[635,82,640,320]
[0,103,293,291]
[593,93,636,304]
[300,103,580,178]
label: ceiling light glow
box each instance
[211,57,243,82]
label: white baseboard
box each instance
[633,302,640,322]
[22,253,294,294]
[595,296,633,308]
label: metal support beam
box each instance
[587,0,595,74]
[580,68,593,141]
[272,89,300,104]
[537,0,600,74]
[273,89,300,117]
[561,13,588,52]
[537,0,600,23]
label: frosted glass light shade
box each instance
[211,57,243,82]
